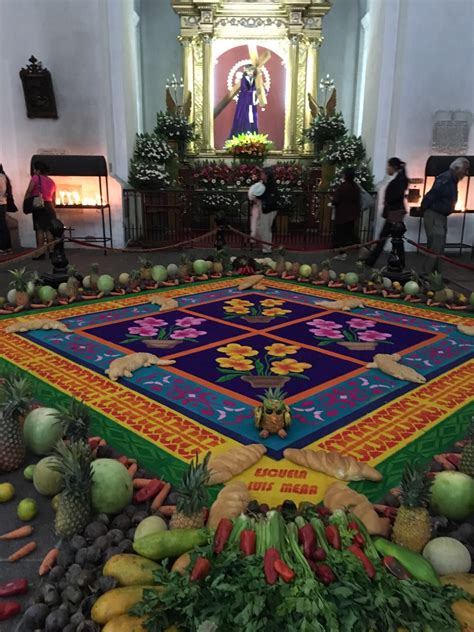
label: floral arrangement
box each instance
[304,112,346,148]
[121,316,207,345]
[201,192,240,215]
[193,161,234,188]
[222,298,291,320]
[224,132,273,160]
[232,164,263,187]
[272,163,305,187]
[307,317,393,347]
[331,159,375,192]
[128,162,171,190]
[321,135,365,165]
[133,133,175,163]
[215,342,312,384]
[154,111,197,143]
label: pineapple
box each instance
[178,254,191,281]
[139,257,153,281]
[459,423,474,478]
[170,452,211,530]
[392,462,432,552]
[89,262,100,292]
[66,265,80,301]
[128,269,141,291]
[58,398,90,443]
[52,440,92,537]
[9,267,30,308]
[428,271,454,303]
[0,372,32,472]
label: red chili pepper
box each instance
[383,556,411,580]
[348,544,376,578]
[264,548,281,585]
[0,601,21,621]
[133,479,164,503]
[213,518,234,554]
[190,557,211,581]
[325,525,341,550]
[353,533,365,547]
[315,506,331,517]
[274,559,295,583]
[313,563,336,585]
[0,579,28,597]
[348,521,360,533]
[239,529,256,557]
[298,523,316,559]
[312,547,327,561]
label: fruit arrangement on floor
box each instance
[1,370,474,630]
[1,253,473,313]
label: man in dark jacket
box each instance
[421,157,469,273]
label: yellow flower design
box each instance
[217,356,254,371]
[260,299,284,307]
[224,305,250,315]
[271,358,312,375]
[217,343,258,357]
[262,308,292,316]
[265,343,300,357]
[226,299,253,307]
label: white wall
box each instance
[0,0,139,248]
[360,0,474,249]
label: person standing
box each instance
[332,168,361,261]
[0,164,13,253]
[365,157,408,268]
[421,157,470,273]
[24,161,57,259]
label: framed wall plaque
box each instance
[19,56,58,119]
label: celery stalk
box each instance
[227,513,249,548]
[310,517,330,554]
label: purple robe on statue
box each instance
[229,75,259,138]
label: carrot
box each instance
[127,463,138,479]
[117,456,128,466]
[98,439,107,447]
[151,482,171,511]
[38,547,59,576]
[133,478,154,489]
[158,505,176,517]
[8,541,37,562]
[0,525,34,541]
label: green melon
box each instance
[82,275,91,290]
[38,286,57,304]
[23,408,63,455]
[299,264,312,278]
[167,263,179,277]
[151,265,168,283]
[403,280,420,296]
[7,289,16,305]
[118,272,130,287]
[193,259,208,276]
[91,459,133,514]
[344,272,359,286]
[33,456,64,496]
[97,274,115,294]
[58,282,69,297]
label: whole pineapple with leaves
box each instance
[170,452,211,530]
[392,462,432,552]
[129,269,141,291]
[58,398,90,443]
[52,440,92,537]
[89,262,100,292]
[428,271,454,303]
[66,265,80,300]
[0,372,33,472]
[9,267,30,308]
[178,253,191,281]
[139,257,153,281]
[459,422,474,478]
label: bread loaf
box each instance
[324,482,390,536]
[207,482,250,529]
[283,448,382,482]
[208,444,266,485]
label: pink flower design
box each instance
[170,327,207,339]
[310,328,344,339]
[128,325,158,337]
[347,318,377,330]
[175,316,206,328]
[307,319,342,329]
[357,330,392,342]
[134,317,167,327]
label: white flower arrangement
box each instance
[304,112,347,146]
[134,133,175,163]
[321,135,365,165]
[330,159,374,192]
[201,192,240,214]
[129,161,171,189]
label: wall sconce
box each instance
[19,56,58,119]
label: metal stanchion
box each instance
[385,221,412,283]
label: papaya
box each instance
[171,552,191,575]
[103,553,160,586]
[133,528,209,561]
[91,586,163,624]
[441,573,474,597]
[103,614,148,632]
[451,600,474,631]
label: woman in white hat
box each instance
[248,179,266,249]
[248,169,278,253]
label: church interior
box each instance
[0,1,473,630]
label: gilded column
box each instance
[303,37,322,154]
[179,36,196,153]
[284,35,299,154]
[201,34,214,153]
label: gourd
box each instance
[91,459,133,513]
[23,408,63,455]
[33,456,64,496]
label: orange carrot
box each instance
[117,456,128,465]
[38,547,59,576]
[8,541,37,562]
[151,482,171,511]
[158,505,176,517]
[98,439,107,447]
[127,463,138,479]
[0,525,34,541]
[133,478,153,489]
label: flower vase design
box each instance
[121,316,207,347]
[223,298,291,324]
[307,318,393,351]
[215,343,311,389]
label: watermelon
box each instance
[23,408,63,455]
[91,459,133,514]
[193,259,208,276]
[97,274,115,294]
[38,286,57,304]
[151,265,167,283]
[344,272,359,286]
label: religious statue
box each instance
[229,64,259,137]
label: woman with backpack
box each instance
[24,160,57,259]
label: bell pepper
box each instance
[348,544,376,579]
[0,578,28,597]
[190,557,211,581]
[240,529,256,557]
[298,523,317,559]
[325,524,341,550]
[264,548,281,585]
[213,518,234,554]
[0,601,21,621]
[274,559,295,583]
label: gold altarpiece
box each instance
[171,0,332,157]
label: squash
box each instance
[103,554,160,586]
[91,458,133,514]
[451,600,474,631]
[33,456,64,496]
[23,408,62,455]
[134,515,167,541]
[441,573,474,597]
[103,614,147,632]
[91,586,164,624]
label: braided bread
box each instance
[208,444,266,485]
[283,448,382,482]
